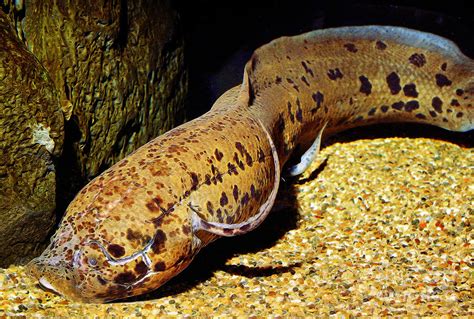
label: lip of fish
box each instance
[38,276,60,295]
[29,263,91,302]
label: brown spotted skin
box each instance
[28,26,473,303]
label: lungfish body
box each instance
[27,26,473,303]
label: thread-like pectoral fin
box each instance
[191,120,280,237]
[286,122,328,177]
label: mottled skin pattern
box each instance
[28,26,473,303]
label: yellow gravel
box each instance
[1,137,472,318]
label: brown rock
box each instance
[23,0,187,179]
[0,10,64,266]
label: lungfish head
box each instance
[27,164,204,303]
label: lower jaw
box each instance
[38,277,61,295]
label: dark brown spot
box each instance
[118,160,129,167]
[386,72,401,94]
[415,113,427,119]
[456,112,464,118]
[244,152,253,167]
[409,53,426,67]
[359,75,372,95]
[403,83,418,98]
[250,184,257,198]
[301,61,314,77]
[456,89,464,96]
[275,76,282,84]
[108,244,125,258]
[233,185,239,201]
[152,215,165,227]
[182,225,191,235]
[392,101,405,110]
[405,100,420,112]
[441,63,447,71]
[97,276,107,285]
[227,162,237,174]
[287,101,295,123]
[286,78,300,92]
[135,261,148,276]
[216,208,223,221]
[214,149,223,161]
[311,91,324,113]
[435,74,452,87]
[429,111,437,117]
[368,108,376,116]
[235,142,246,156]
[151,230,167,253]
[381,105,389,113]
[190,172,199,191]
[220,192,228,207]
[114,271,136,284]
[204,174,212,185]
[220,228,232,235]
[154,262,166,272]
[206,201,214,214]
[239,224,252,233]
[301,75,310,87]
[296,105,303,123]
[432,97,443,113]
[126,228,142,242]
[450,99,460,107]
[376,40,387,50]
[327,68,343,80]
[275,114,285,135]
[234,155,246,170]
[240,193,250,206]
[344,43,358,53]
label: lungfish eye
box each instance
[88,257,98,267]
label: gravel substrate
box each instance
[1,137,472,318]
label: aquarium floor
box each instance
[1,138,472,318]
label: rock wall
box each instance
[0,10,64,266]
[23,0,187,179]
[0,0,186,266]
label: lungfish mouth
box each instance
[38,276,61,295]
[27,259,65,296]
[27,257,80,301]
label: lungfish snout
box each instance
[27,257,84,301]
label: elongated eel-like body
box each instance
[28,26,473,303]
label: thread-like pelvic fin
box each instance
[287,122,327,176]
